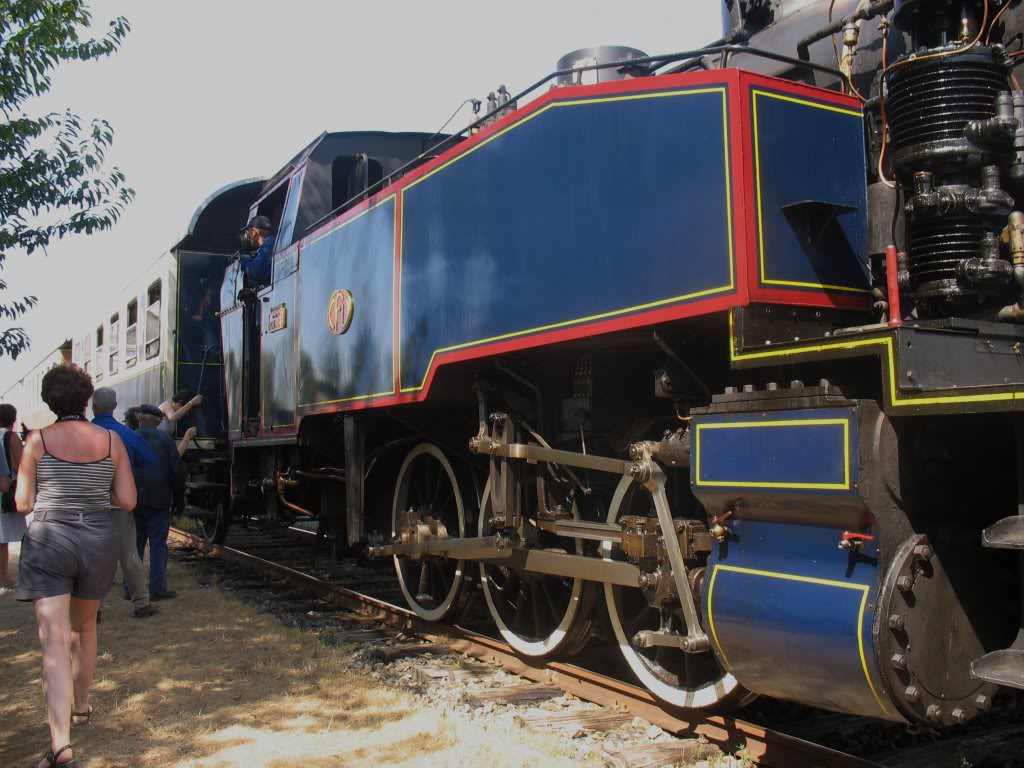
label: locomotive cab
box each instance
[219,131,449,440]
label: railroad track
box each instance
[168,525,890,768]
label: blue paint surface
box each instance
[694,411,852,491]
[707,518,891,718]
[753,90,868,292]
[297,199,395,407]
[399,87,736,391]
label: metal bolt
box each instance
[888,614,906,631]
[890,653,907,670]
[896,575,914,592]
[742,384,755,393]
[767,382,778,391]
[926,704,942,722]
[913,544,933,562]
[951,708,967,724]
[790,380,804,388]
[904,685,920,703]
[975,694,992,711]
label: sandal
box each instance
[34,744,76,767]
[71,706,92,727]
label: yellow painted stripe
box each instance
[729,311,1024,407]
[399,86,736,394]
[304,193,397,250]
[404,87,730,193]
[297,196,399,408]
[695,418,849,490]
[707,564,889,715]
[754,90,864,118]
[752,90,869,294]
[400,284,735,393]
[299,389,397,408]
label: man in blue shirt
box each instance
[136,403,186,601]
[92,388,159,618]
[239,214,275,287]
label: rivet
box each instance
[927,704,942,721]
[904,685,920,703]
[951,708,967,724]
[890,653,907,670]
[888,614,906,631]
[975,694,992,711]
[913,544,933,562]
[896,575,914,592]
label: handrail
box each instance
[305,45,849,234]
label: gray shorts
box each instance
[16,509,119,601]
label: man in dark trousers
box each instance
[135,404,185,600]
[91,388,159,617]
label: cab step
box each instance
[981,517,1024,550]
[971,649,1024,689]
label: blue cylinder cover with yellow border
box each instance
[691,406,897,720]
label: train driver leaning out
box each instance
[239,214,274,287]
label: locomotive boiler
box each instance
[190,0,1024,727]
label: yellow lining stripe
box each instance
[752,90,869,294]
[297,195,398,408]
[707,564,889,715]
[729,311,1024,407]
[399,87,736,394]
[694,418,849,489]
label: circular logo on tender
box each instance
[326,289,355,335]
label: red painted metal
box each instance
[886,245,902,327]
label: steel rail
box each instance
[168,527,881,768]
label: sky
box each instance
[0,0,723,391]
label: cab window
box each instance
[275,168,306,252]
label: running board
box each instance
[981,517,1024,549]
[971,649,1024,689]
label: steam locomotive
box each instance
[83,0,1024,727]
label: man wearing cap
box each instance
[239,214,274,287]
[91,388,160,617]
[135,403,186,600]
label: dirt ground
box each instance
[0,544,600,767]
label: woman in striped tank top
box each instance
[14,365,137,768]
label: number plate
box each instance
[268,303,287,332]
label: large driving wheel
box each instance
[479,479,598,657]
[392,443,475,622]
[603,475,751,709]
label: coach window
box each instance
[109,313,119,375]
[126,299,138,368]
[94,325,104,382]
[145,280,161,360]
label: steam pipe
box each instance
[273,470,315,518]
[796,0,895,59]
[998,212,1024,322]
